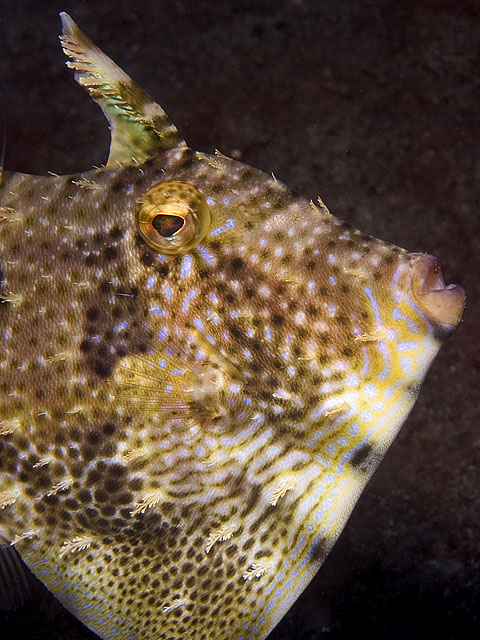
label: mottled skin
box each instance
[0,14,464,640]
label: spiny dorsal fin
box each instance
[59,12,186,167]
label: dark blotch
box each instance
[109,227,124,240]
[86,307,100,322]
[141,252,155,267]
[230,257,245,271]
[350,443,372,469]
[308,538,327,564]
[104,246,118,261]
[93,359,113,378]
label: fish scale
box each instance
[0,13,465,640]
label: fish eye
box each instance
[136,180,211,254]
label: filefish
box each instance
[0,13,465,640]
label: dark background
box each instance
[1,0,479,638]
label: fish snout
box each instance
[410,254,465,336]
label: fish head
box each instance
[120,153,466,445]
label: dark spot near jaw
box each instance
[431,322,456,342]
[350,443,372,470]
[384,255,394,265]
[112,181,124,192]
[308,537,327,564]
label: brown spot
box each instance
[350,443,372,469]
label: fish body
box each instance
[0,13,465,640]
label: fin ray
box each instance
[0,539,30,610]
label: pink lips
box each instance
[410,254,466,331]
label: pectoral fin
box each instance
[59,12,186,167]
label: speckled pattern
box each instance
[1,1,478,639]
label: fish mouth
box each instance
[410,254,465,336]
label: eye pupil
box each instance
[152,214,184,238]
